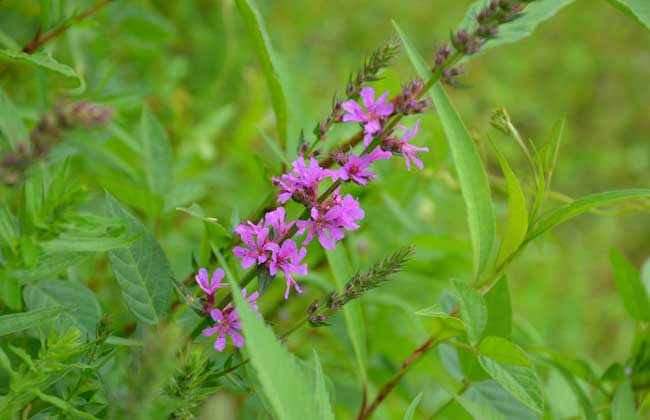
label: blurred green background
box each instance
[1,0,649,418]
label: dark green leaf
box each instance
[0,87,28,150]
[452,279,487,345]
[478,357,544,413]
[0,306,68,336]
[459,380,538,420]
[484,277,512,339]
[611,379,637,420]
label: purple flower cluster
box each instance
[195,268,260,351]
[195,86,428,352]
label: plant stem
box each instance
[357,334,441,420]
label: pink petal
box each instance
[360,87,375,109]
[214,331,227,351]
[229,330,244,348]
[202,325,221,337]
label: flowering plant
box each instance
[1,0,650,419]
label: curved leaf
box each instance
[610,249,650,322]
[607,0,650,31]
[403,392,423,420]
[0,49,85,92]
[527,189,650,241]
[394,21,496,278]
[235,0,289,150]
[478,356,544,413]
[0,306,68,336]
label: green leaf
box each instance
[0,203,19,249]
[326,246,368,383]
[452,279,487,345]
[23,280,101,338]
[403,392,423,420]
[490,139,528,267]
[416,305,466,340]
[141,106,173,198]
[459,0,574,54]
[484,277,512,339]
[542,357,597,420]
[478,356,544,413]
[527,189,650,242]
[393,21,496,278]
[607,0,650,31]
[610,249,650,322]
[459,381,538,420]
[228,272,323,419]
[0,306,68,336]
[235,0,289,151]
[0,49,85,92]
[478,337,531,367]
[611,379,637,420]
[106,193,173,325]
[312,351,335,420]
[0,87,28,150]
[0,270,21,310]
[39,232,141,253]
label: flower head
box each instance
[297,207,346,250]
[273,156,334,205]
[264,207,294,237]
[342,87,394,147]
[202,288,260,352]
[267,239,308,299]
[195,267,228,296]
[335,147,391,185]
[233,226,274,268]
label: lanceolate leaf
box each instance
[452,279,487,345]
[235,0,289,151]
[394,21,496,278]
[23,280,101,338]
[228,275,327,419]
[459,0,575,54]
[403,392,423,420]
[478,336,531,367]
[313,351,335,420]
[141,106,174,198]
[39,232,141,253]
[607,0,650,31]
[106,193,173,325]
[0,306,68,336]
[459,381,538,420]
[610,249,650,322]
[0,49,85,91]
[478,356,544,413]
[490,139,528,267]
[527,189,650,242]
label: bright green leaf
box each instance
[394,21,496,278]
[478,357,544,413]
[403,392,423,420]
[228,272,323,419]
[106,193,173,325]
[141,106,173,198]
[458,381,538,420]
[527,189,650,242]
[611,378,637,420]
[452,279,487,345]
[478,337,531,367]
[312,351,335,420]
[0,306,68,336]
[416,305,466,340]
[484,277,512,339]
[607,0,650,31]
[235,0,289,151]
[23,280,101,338]
[0,87,28,150]
[610,249,650,321]
[39,232,141,253]
[0,49,85,91]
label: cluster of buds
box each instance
[393,79,430,115]
[307,246,415,327]
[433,0,536,85]
[1,101,114,185]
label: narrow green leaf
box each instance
[313,351,335,420]
[0,204,19,248]
[542,358,597,420]
[235,0,289,150]
[23,280,101,338]
[490,139,528,267]
[478,356,544,413]
[451,279,487,345]
[611,379,637,420]
[484,277,512,339]
[0,87,28,150]
[403,392,423,420]
[106,193,173,325]
[141,106,173,198]
[326,246,368,383]
[610,249,650,321]
[527,189,650,242]
[607,0,650,31]
[40,232,141,253]
[542,118,565,189]
[459,381,538,420]
[416,305,466,340]
[228,273,322,419]
[0,306,68,336]
[0,49,85,91]
[478,337,531,367]
[459,0,574,53]
[394,21,495,277]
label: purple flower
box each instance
[264,207,294,237]
[195,267,228,296]
[336,194,365,231]
[272,157,333,204]
[233,226,273,268]
[342,87,394,147]
[202,288,260,352]
[267,239,308,299]
[396,119,428,171]
[296,207,345,250]
[335,147,391,185]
